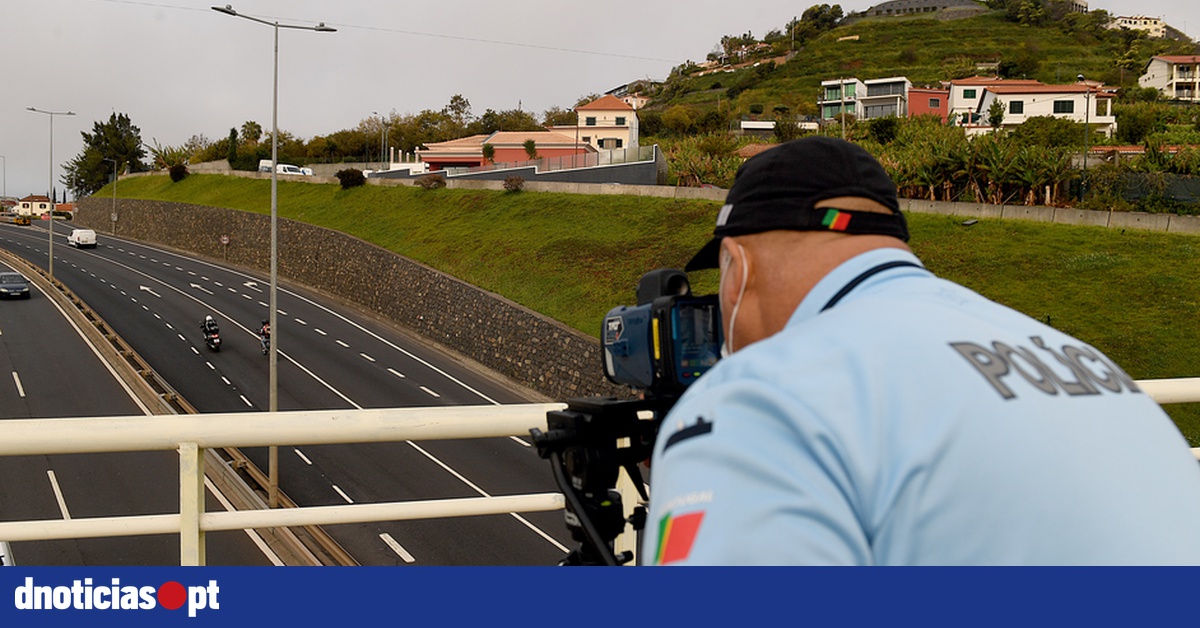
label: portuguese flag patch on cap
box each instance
[822,208,851,231]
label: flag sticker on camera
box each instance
[655,511,705,565]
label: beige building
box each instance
[1108,15,1167,38]
[565,95,639,152]
[16,195,50,217]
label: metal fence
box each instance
[451,145,657,175]
[2,380,1199,566]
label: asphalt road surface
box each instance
[0,219,577,565]
[0,249,277,565]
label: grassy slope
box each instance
[102,174,1200,443]
[667,13,1177,118]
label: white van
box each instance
[276,164,311,176]
[67,228,97,249]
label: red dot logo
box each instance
[157,581,186,610]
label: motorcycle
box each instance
[205,330,222,352]
[259,333,270,355]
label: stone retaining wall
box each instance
[74,197,627,402]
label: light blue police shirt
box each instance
[642,248,1200,565]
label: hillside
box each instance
[645,11,1195,122]
[99,173,1200,443]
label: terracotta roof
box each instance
[1154,56,1200,64]
[485,131,580,146]
[986,84,1112,96]
[576,94,633,111]
[420,134,492,150]
[950,76,1043,86]
[20,195,50,202]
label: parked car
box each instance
[67,228,97,248]
[0,271,31,299]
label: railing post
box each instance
[614,467,641,565]
[179,442,206,566]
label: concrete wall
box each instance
[898,198,1200,235]
[73,197,628,403]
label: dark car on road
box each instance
[0,272,31,299]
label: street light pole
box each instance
[26,107,75,280]
[1,155,6,202]
[212,4,335,509]
[104,158,119,235]
[1078,74,1091,204]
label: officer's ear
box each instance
[718,237,747,306]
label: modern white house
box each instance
[860,77,913,118]
[819,78,867,120]
[976,84,1117,137]
[1139,56,1200,102]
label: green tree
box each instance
[1116,103,1166,144]
[482,143,496,164]
[662,105,697,136]
[868,117,900,144]
[542,106,577,127]
[227,128,238,164]
[988,99,1006,130]
[523,139,539,160]
[62,112,147,199]
[1010,116,1084,147]
[240,120,262,145]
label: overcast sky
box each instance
[2,0,1198,200]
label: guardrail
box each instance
[2,383,1198,566]
[0,404,569,566]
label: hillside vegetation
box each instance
[646,11,1193,123]
[100,174,1200,443]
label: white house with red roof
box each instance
[570,94,638,151]
[16,195,51,217]
[946,76,1045,125]
[1139,56,1200,102]
[976,83,1116,137]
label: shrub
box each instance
[168,164,189,182]
[503,176,525,193]
[415,174,446,190]
[335,168,366,189]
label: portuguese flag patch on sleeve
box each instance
[655,511,705,565]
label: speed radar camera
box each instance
[601,269,722,396]
[532,268,722,566]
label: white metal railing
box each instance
[3,381,1200,566]
[0,403,570,566]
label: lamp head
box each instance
[212,5,237,16]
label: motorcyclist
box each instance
[258,319,270,354]
[202,315,220,339]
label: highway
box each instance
[0,251,276,565]
[0,219,575,565]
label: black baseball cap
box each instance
[685,136,908,271]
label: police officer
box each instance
[641,136,1200,565]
